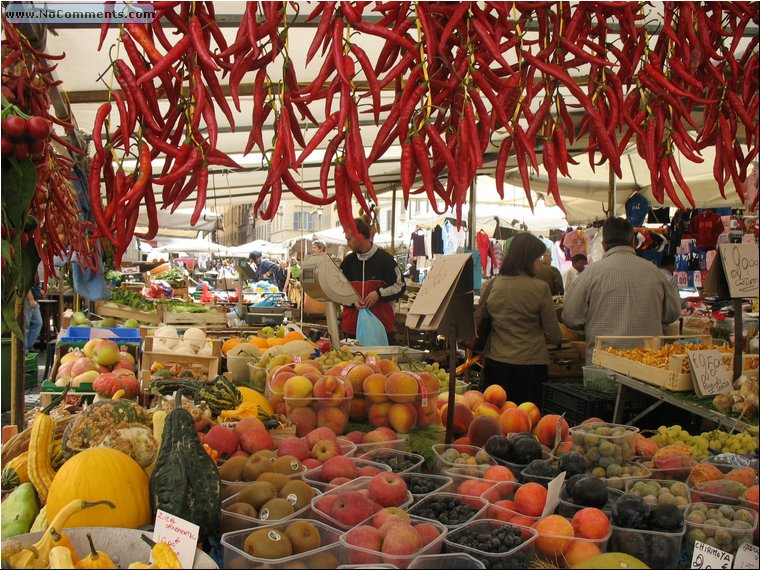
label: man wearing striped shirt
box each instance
[562,217,682,363]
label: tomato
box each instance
[25,116,51,140]
[1,136,13,155]
[13,141,29,160]
[315,338,332,354]
[28,138,46,154]
[2,115,26,138]
[20,233,28,248]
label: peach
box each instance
[571,507,611,540]
[283,375,314,406]
[472,401,502,419]
[417,372,441,401]
[437,391,467,410]
[287,406,318,437]
[451,436,472,452]
[317,406,348,435]
[533,414,570,448]
[375,358,400,374]
[385,372,419,403]
[415,402,439,428]
[363,373,390,403]
[517,402,541,430]
[462,389,485,409]
[344,363,378,391]
[439,402,473,436]
[580,417,605,425]
[500,401,518,412]
[468,415,501,448]
[483,384,508,407]
[457,479,493,506]
[349,397,368,422]
[313,375,348,403]
[71,357,97,378]
[388,402,417,434]
[563,540,602,567]
[533,515,575,558]
[381,523,423,556]
[514,482,548,517]
[483,466,517,495]
[511,515,540,538]
[304,426,338,450]
[268,368,295,393]
[368,401,392,428]
[499,407,532,435]
[489,499,517,522]
[293,361,324,376]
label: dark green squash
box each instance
[196,375,242,415]
[150,389,221,542]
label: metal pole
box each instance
[391,187,397,252]
[733,299,743,380]
[608,167,617,219]
[11,297,25,430]
[445,323,458,444]
[468,179,477,248]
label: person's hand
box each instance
[364,290,380,309]
[30,300,37,309]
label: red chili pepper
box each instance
[354,19,418,55]
[98,1,115,50]
[169,169,201,212]
[667,153,696,208]
[349,43,381,124]
[137,35,192,85]
[281,169,334,206]
[155,145,200,186]
[399,139,417,201]
[123,142,153,208]
[88,152,118,246]
[92,103,111,157]
[294,112,339,168]
[200,63,235,130]
[189,165,209,226]
[114,60,162,132]
[189,16,220,72]
[320,133,344,197]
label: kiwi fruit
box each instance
[256,471,291,492]
[243,455,275,481]
[285,520,321,554]
[222,482,245,500]
[236,481,279,509]
[308,552,340,568]
[279,480,316,510]
[218,456,248,482]
[252,449,277,461]
[273,455,303,475]
[225,501,258,518]
[258,497,295,521]
[243,528,293,560]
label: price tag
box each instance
[693,270,703,288]
[152,509,200,569]
[687,349,732,398]
[690,540,733,569]
[734,543,760,569]
[676,271,690,287]
[542,471,566,517]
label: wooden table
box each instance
[37,299,60,347]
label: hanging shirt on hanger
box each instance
[476,230,496,273]
[688,210,724,249]
[432,224,444,255]
[493,241,504,272]
[411,230,427,258]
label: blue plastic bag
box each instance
[356,308,389,346]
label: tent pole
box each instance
[468,178,477,247]
[391,187,397,252]
[608,167,617,219]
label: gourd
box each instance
[195,375,242,415]
[126,535,181,569]
[8,499,115,569]
[1,451,29,490]
[49,546,75,569]
[73,533,117,569]
[46,448,152,529]
[92,373,141,399]
[27,393,64,503]
[150,389,221,542]
[143,410,167,479]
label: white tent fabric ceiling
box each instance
[42,2,758,225]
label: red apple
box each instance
[311,438,340,462]
[367,472,409,508]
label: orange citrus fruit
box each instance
[284,331,305,342]
[266,337,285,347]
[222,338,241,355]
[249,337,269,349]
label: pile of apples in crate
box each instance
[53,338,140,398]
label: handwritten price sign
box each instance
[688,349,732,398]
[720,244,759,298]
[691,540,733,569]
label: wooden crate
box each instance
[49,341,141,384]
[95,301,163,324]
[143,336,222,357]
[140,336,221,381]
[162,308,228,326]
[592,335,714,392]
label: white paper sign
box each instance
[693,270,703,289]
[734,543,760,569]
[690,540,733,569]
[719,243,759,298]
[688,349,732,398]
[541,471,566,517]
[152,509,200,569]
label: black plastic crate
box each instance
[542,382,615,426]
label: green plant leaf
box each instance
[1,157,37,230]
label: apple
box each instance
[322,455,358,482]
[70,357,97,377]
[367,472,409,507]
[344,525,382,565]
[311,438,340,462]
[381,522,423,556]
[55,361,74,380]
[372,506,411,528]
[304,427,338,450]
[276,436,311,462]
[91,339,121,367]
[330,491,381,527]
[81,338,101,359]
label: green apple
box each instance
[275,326,286,338]
[71,311,89,325]
[260,326,275,338]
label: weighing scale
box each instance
[300,253,360,348]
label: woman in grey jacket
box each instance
[480,232,563,405]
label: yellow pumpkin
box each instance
[46,448,151,529]
[237,387,274,416]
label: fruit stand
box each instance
[2,2,759,569]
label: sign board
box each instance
[688,349,732,398]
[152,509,200,569]
[406,253,474,340]
[690,540,733,569]
[703,244,759,299]
[734,543,760,569]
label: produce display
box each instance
[602,342,736,373]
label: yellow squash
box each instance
[73,533,117,569]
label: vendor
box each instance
[340,217,405,345]
[312,239,327,254]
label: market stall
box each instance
[2,2,759,569]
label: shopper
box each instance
[340,217,405,345]
[249,250,282,287]
[311,239,327,254]
[535,250,564,295]
[283,257,301,294]
[563,253,588,296]
[479,233,563,405]
[25,274,43,352]
[562,217,682,362]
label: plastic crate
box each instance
[60,326,143,343]
[24,352,38,390]
[542,383,615,426]
[583,365,618,395]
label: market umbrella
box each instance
[153,238,228,254]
